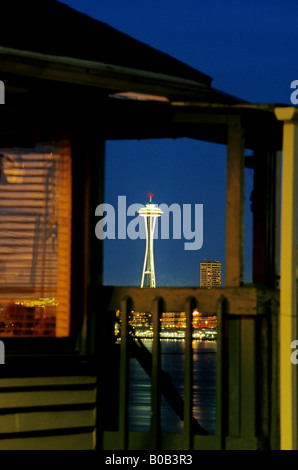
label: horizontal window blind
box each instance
[0,143,72,337]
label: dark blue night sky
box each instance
[61,0,297,287]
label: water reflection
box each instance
[129,338,216,435]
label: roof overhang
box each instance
[0,46,284,151]
[0,46,215,103]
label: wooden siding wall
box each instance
[0,375,97,449]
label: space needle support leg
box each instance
[141,218,148,288]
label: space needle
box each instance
[138,193,163,288]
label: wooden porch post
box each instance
[274,107,298,450]
[225,115,245,286]
[119,297,131,449]
[250,149,280,287]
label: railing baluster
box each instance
[184,297,196,449]
[215,295,227,448]
[103,286,274,451]
[151,296,163,449]
[118,297,131,449]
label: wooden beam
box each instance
[173,112,227,125]
[274,107,298,450]
[105,286,266,315]
[251,150,279,287]
[0,46,211,100]
[225,116,245,287]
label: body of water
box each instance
[129,338,216,435]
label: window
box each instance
[0,143,72,337]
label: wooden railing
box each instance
[100,286,279,450]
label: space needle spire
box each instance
[138,193,163,288]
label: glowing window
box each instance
[0,143,71,337]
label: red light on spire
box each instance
[148,193,153,202]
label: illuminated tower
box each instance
[138,193,163,288]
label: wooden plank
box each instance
[214,296,226,448]
[225,436,267,450]
[0,431,96,450]
[151,297,162,449]
[183,298,194,449]
[0,408,96,434]
[0,389,96,408]
[0,376,96,388]
[228,317,241,436]
[240,317,256,436]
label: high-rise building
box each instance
[200,259,221,288]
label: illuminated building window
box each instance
[0,143,71,337]
[200,259,221,288]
